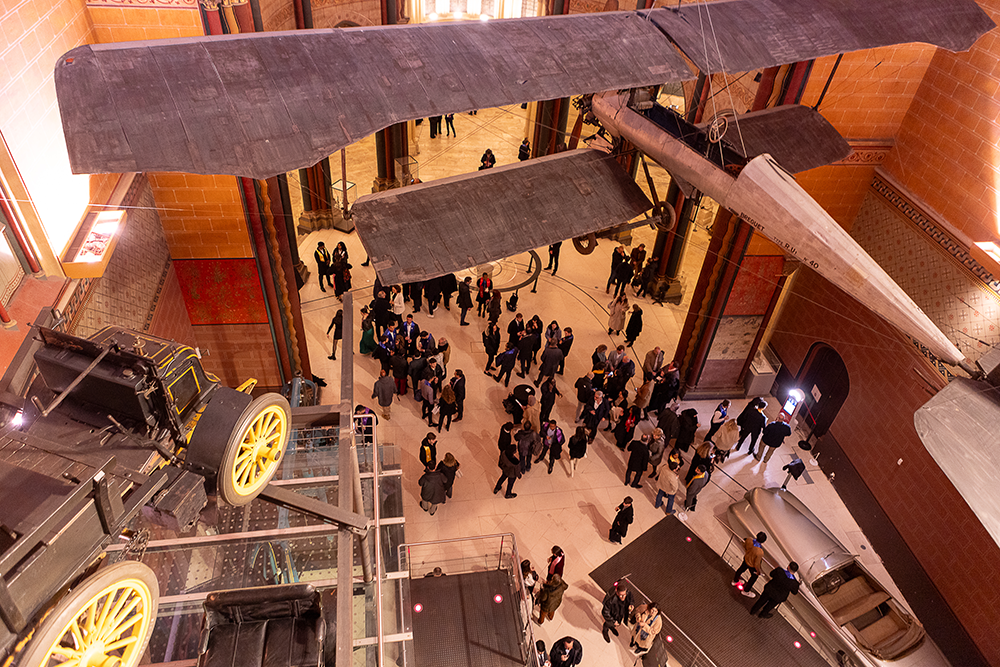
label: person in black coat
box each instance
[507,313,525,344]
[676,408,700,452]
[736,398,767,455]
[546,241,562,274]
[424,277,442,316]
[516,332,536,378]
[606,245,627,294]
[482,322,501,372]
[614,405,641,451]
[437,453,460,499]
[539,377,562,425]
[476,273,493,317]
[493,445,520,498]
[556,327,573,375]
[583,390,610,443]
[441,273,457,310]
[326,309,343,360]
[408,280,423,313]
[518,139,531,161]
[457,276,474,325]
[390,350,409,395]
[550,637,583,666]
[624,305,643,346]
[408,356,428,404]
[612,260,634,298]
[450,370,466,421]
[609,497,634,544]
[624,435,650,488]
[601,581,635,640]
[418,468,447,515]
[494,344,518,387]
[656,406,680,446]
[750,563,800,617]
[535,342,564,386]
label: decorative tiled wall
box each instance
[850,173,1000,368]
[69,177,172,337]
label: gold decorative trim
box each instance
[87,0,197,7]
[834,141,893,166]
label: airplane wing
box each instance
[648,0,992,74]
[54,14,690,179]
[54,0,992,179]
[352,149,652,284]
[712,105,852,175]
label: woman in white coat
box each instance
[608,294,629,335]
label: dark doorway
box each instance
[796,343,849,437]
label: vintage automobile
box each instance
[727,488,943,667]
[0,321,366,667]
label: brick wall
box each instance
[148,264,197,347]
[795,164,874,233]
[193,323,282,390]
[147,173,252,260]
[88,5,203,41]
[882,0,1000,244]
[770,268,1000,665]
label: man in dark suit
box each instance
[750,563,800,618]
[400,314,420,355]
[314,242,333,291]
[507,313,525,345]
[550,636,583,666]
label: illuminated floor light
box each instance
[666,636,674,643]
[494,594,503,603]
[794,641,802,648]
[413,603,423,613]
[685,536,692,542]
[809,631,816,637]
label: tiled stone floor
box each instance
[296,105,945,666]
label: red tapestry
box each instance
[723,255,785,317]
[172,258,269,325]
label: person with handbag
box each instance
[630,602,663,655]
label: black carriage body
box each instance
[32,326,219,443]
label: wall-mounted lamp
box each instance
[60,209,127,278]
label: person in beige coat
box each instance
[608,294,629,335]
[523,395,542,433]
[711,420,740,463]
[630,602,663,655]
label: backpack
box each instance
[506,291,519,312]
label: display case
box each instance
[745,344,781,396]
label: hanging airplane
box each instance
[52,0,993,374]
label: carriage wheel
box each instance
[217,393,291,505]
[20,562,159,667]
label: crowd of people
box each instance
[321,237,803,664]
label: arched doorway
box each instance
[796,343,850,438]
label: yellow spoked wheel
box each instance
[218,393,291,505]
[20,562,158,667]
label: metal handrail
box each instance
[397,533,540,667]
[353,411,383,667]
[618,574,722,667]
[715,517,842,667]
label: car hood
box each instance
[728,488,856,584]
